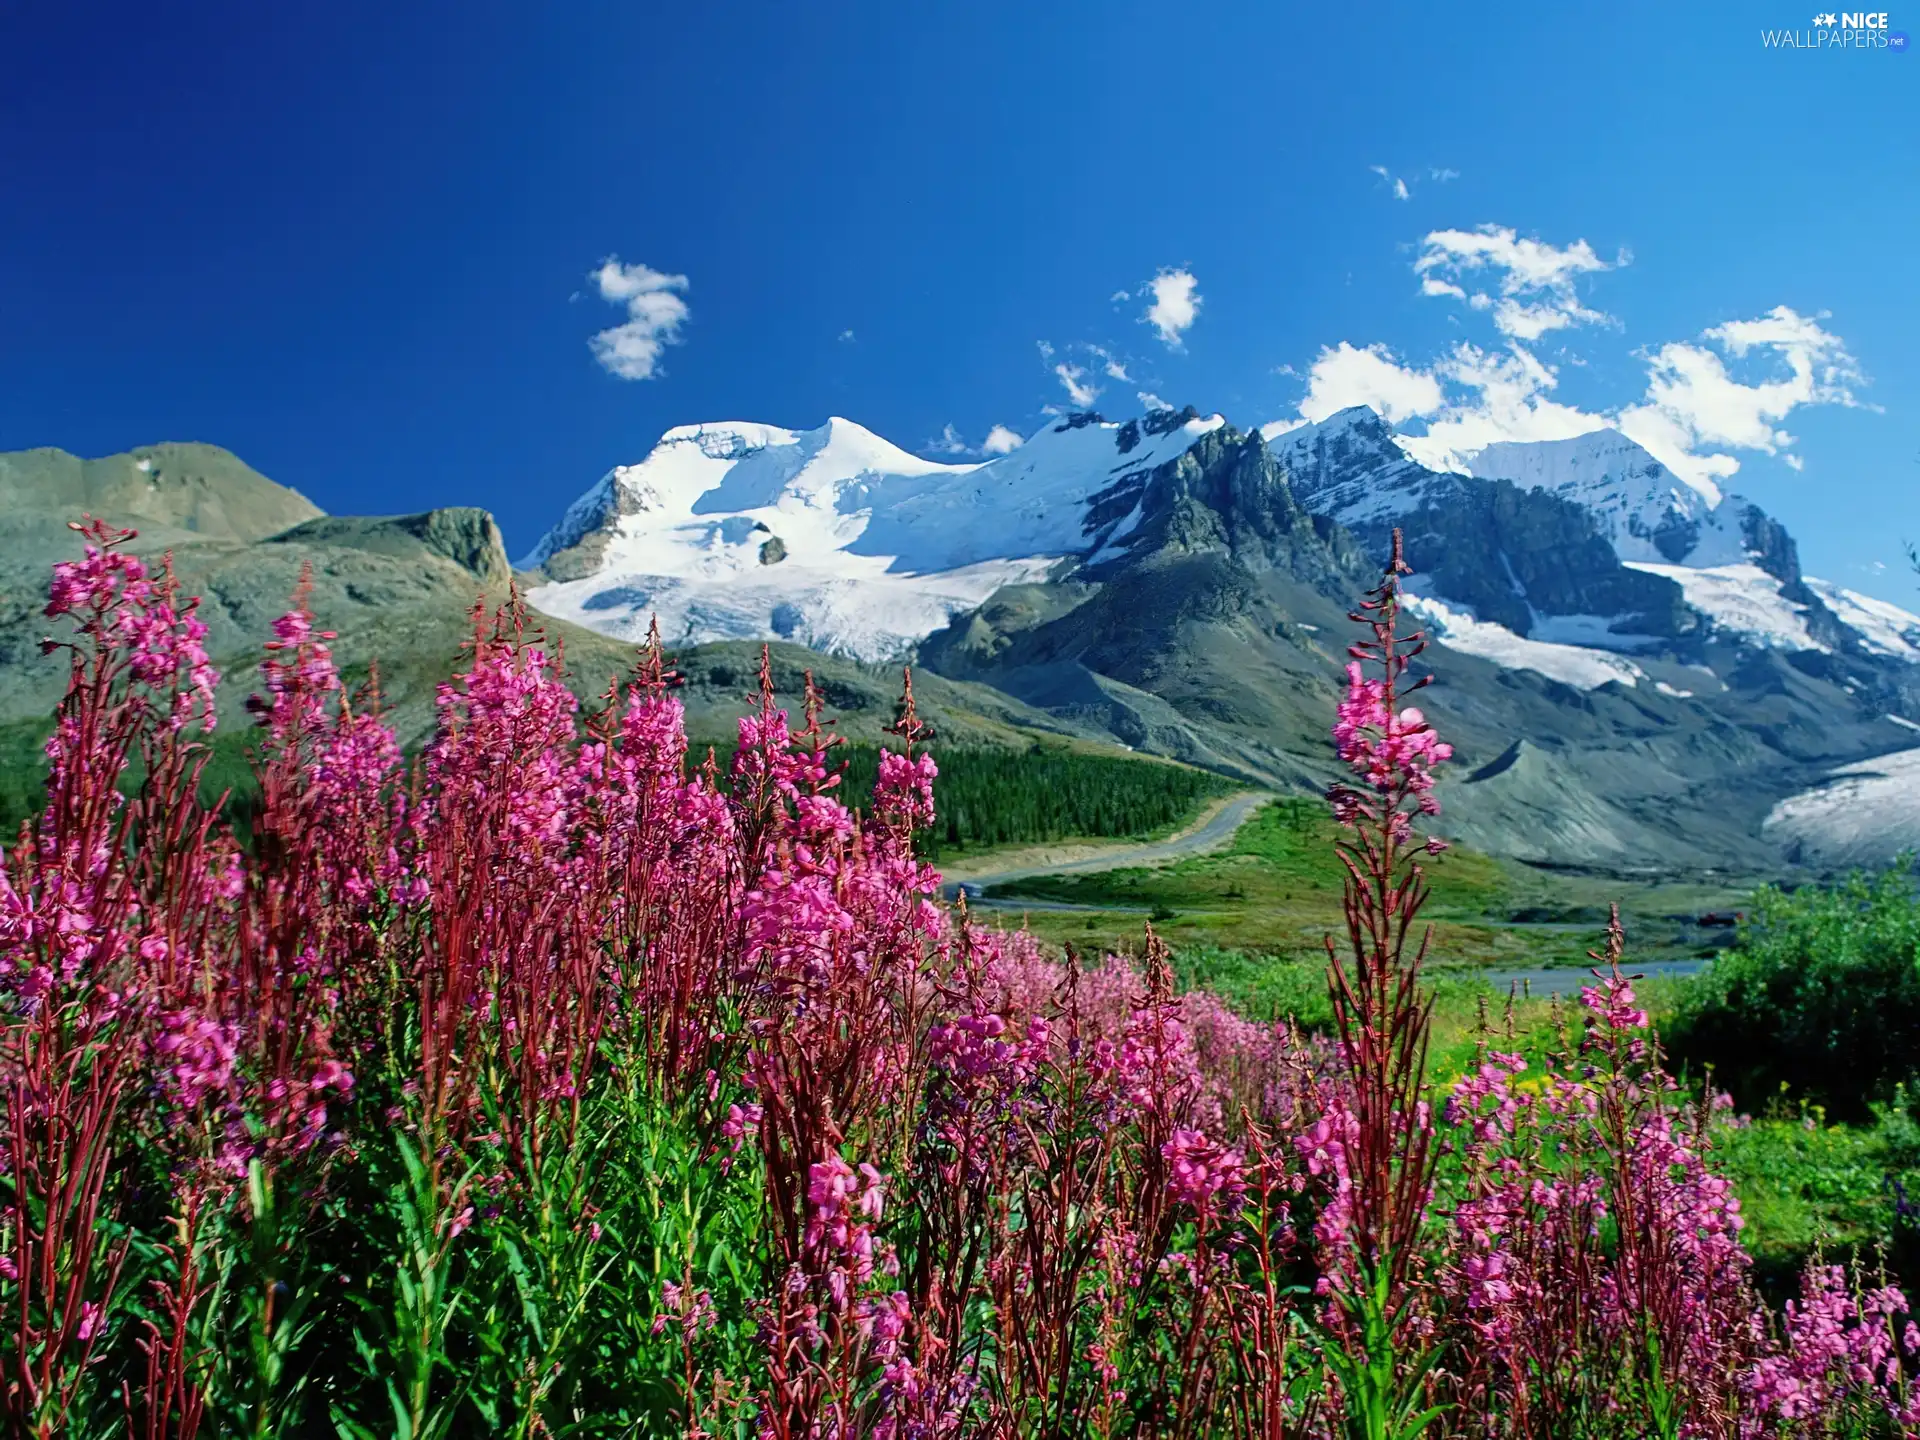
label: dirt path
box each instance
[938,790,1273,899]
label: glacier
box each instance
[521,410,1224,662]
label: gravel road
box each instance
[940,791,1272,903]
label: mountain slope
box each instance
[917,412,1920,871]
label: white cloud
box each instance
[1142,268,1202,348]
[838,328,856,343]
[1398,342,1608,471]
[1784,453,1806,472]
[1138,391,1171,412]
[1055,362,1100,407]
[1615,305,1863,498]
[1415,224,1621,339]
[927,422,1028,457]
[1295,273,1862,505]
[1036,340,1055,360]
[587,257,690,380]
[1429,167,1461,182]
[1299,341,1446,424]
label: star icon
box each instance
[1819,11,1838,23]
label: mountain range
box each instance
[515,406,1920,873]
[0,444,1097,769]
[4,406,1919,875]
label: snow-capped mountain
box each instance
[1804,579,1920,662]
[1467,429,1750,569]
[1264,406,1917,670]
[520,409,1224,660]
[1463,429,1850,656]
[523,402,1920,707]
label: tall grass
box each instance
[2,518,1916,1437]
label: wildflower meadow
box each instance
[5,517,1919,1438]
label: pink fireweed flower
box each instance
[1745,1265,1920,1423]
[45,521,221,734]
[1332,662,1452,800]
[1163,1128,1247,1219]
[720,1100,764,1151]
[310,1057,354,1094]
[926,1012,1022,1086]
[1580,971,1650,1032]
[873,748,938,833]
[803,1153,888,1310]
[150,1008,242,1117]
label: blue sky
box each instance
[3,0,1915,598]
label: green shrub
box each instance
[1668,862,1920,1121]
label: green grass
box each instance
[0,719,49,835]
[989,798,1744,977]
[1707,1092,1920,1302]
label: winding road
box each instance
[938,790,1273,904]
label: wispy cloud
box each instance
[1414,224,1624,341]
[838,328,856,343]
[1371,163,1456,199]
[1617,306,1865,488]
[1086,343,1130,381]
[1055,362,1101,407]
[587,257,689,380]
[1370,164,1411,201]
[928,422,1030,458]
[1138,391,1171,413]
